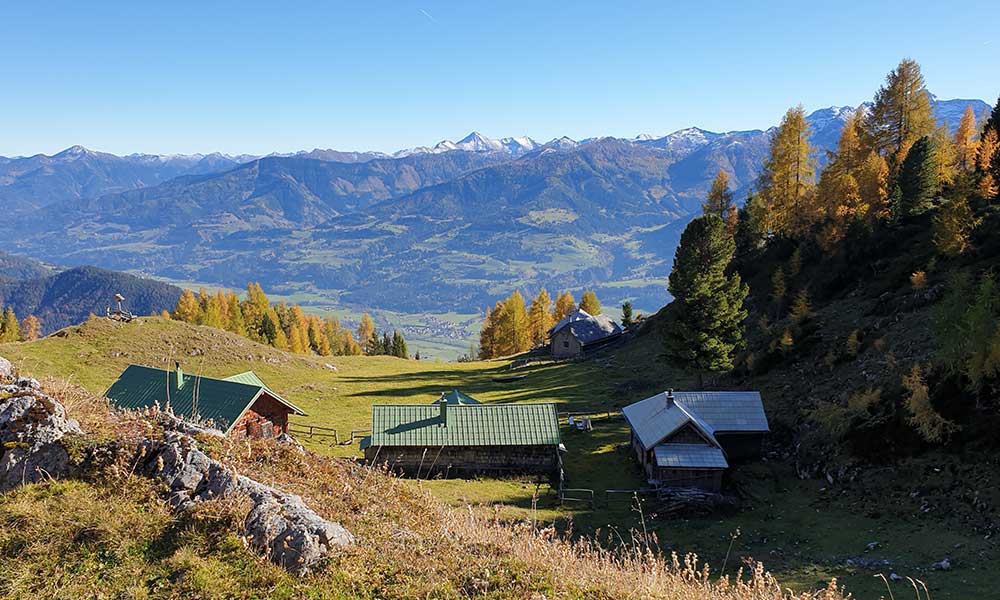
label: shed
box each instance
[363,392,562,476]
[548,309,622,358]
[622,390,768,490]
[104,363,305,437]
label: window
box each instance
[563,341,569,348]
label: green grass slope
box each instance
[2,315,994,598]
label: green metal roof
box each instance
[439,389,481,405]
[369,402,561,448]
[104,364,304,434]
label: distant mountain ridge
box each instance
[0,265,181,334]
[1,95,990,321]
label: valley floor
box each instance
[1,316,996,599]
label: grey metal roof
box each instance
[622,391,768,450]
[548,309,622,345]
[369,403,561,448]
[654,443,729,469]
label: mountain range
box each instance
[1,96,991,331]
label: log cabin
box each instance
[622,390,769,491]
[104,363,305,437]
[362,390,562,477]
[547,309,623,358]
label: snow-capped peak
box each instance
[393,132,540,157]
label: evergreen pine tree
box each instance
[898,136,939,216]
[621,301,634,329]
[527,288,554,347]
[368,331,383,355]
[734,194,768,258]
[702,169,734,218]
[579,290,601,315]
[662,215,749,385]
[382,332,392,356]
[391,330,408,358]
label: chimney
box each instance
[439,396,448,426]
[666,388,674,408]
[175,361,185,388]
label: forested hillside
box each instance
[646,59,1000,479]
[0,266,181,334]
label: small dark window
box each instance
[563,341,569,348]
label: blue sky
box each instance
[2,1,997,156]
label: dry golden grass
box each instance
[1,376,853,599]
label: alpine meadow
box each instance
[1,4,999,599]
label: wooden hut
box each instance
[362,391,562,477]
[548,309,622,358]
[622,390,769,491]
[104,363,305,437]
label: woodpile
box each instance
[654,486,739,516]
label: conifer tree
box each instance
[19,315,41,341]
[341,330,363,356]
[0,307,21,342]
[289,325,308,354]
[241,283,271,341]
[478,302,502,359]
[932,124,958,187]
[368,331,383,355]
[933,196,980,257]
[977,128,999,198]
[172,289,200,323]
[308,317,331,355]
[734,194,768,258]
[621,301,634,329]
[382,332,392,356]
[702,169,734,218]
[857,151,891,220]
[579,290,601,315]
[758,105,818,237]
[955,105,980,173]
[864,58,935,170]
[790,289,812,323]
[770,267,786,306]
[497,291,530,355]
[391,330,408,358]
[527,288,554,347]
[816,109,872,229]
[225,293,246,336]
[662,215,749,385]
[903,364,959,443]
[357,313,376,355]
[552,291,576,322]
[898,136,939,216]
[216,289,230,324]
